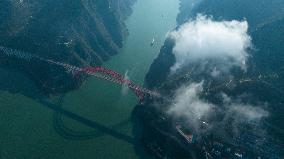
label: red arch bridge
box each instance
[0,46,160,101]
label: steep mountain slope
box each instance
[0,0,136,93]
[142,0,284,158]
[146,0,284,113]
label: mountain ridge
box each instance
[0,0,136,94]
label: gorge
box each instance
[0,0,136,94]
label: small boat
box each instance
[150,37,155,46]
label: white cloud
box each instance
[226,102,269,123]
[210,67,221,78]
[168,15,252,73]
[220,93,269,123]
[168,82,214,121]
[165,14,268,137]
[167,82,268,134]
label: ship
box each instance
[150,37,155,46]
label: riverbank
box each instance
[0,0,179,158]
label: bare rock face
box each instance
[0,0,136,94]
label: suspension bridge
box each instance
[0,46,159,101]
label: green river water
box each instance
[0,0,179,158]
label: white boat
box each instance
[150,37,155,46]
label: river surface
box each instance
[0,0,179,158]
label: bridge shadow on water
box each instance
[0,68,148,158]
[52,96,132,140]
[40,98,135,144]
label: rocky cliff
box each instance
[0,0,136,94]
